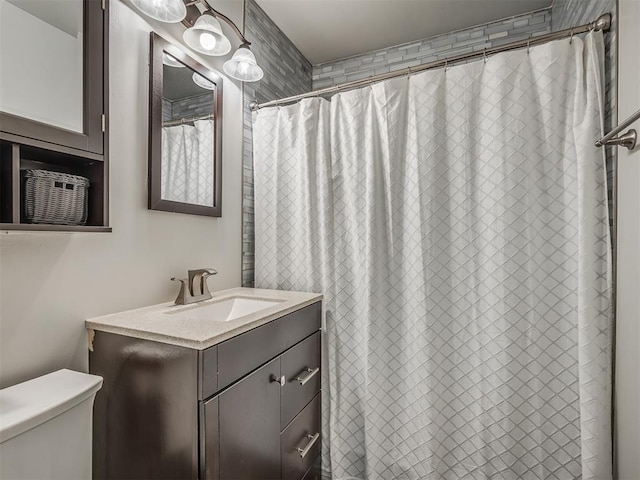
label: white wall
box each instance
[615,2,640,478]
[0,0,245,388]
[0,0,83,132]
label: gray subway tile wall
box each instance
[242,0,313,287]
[312,9,551,89]
[162,94,214,122]
[242,0,618,286]
[171,94,214,120]
[551,0,618,248]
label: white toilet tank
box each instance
[0,369,103,480]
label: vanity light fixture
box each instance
[192,72,217,90]
[163,52,185,67]
[135,0,264,82]
[130,0,186,23]
[223,44,264,82]
[183,13,231,56]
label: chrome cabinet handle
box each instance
[296,432,320,458]
[271,374,286,387]
[295,367,319,386]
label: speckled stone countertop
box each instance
[86,287,322,350]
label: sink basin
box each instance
[167,296,283,322]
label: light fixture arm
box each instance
[184,0,251,46]
[208,6,251,46]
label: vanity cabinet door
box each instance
[215,357,282,480]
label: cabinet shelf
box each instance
[0,223,112,233]
[0,140,109,231]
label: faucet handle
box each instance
[187,268,217,298]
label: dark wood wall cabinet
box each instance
[0,0,110,232]
[90,302,323,480]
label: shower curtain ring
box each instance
[444,60,448,73]
[406,66,412,79]
[483,49,487,64]
[570,29,574,44]
[527,40,531,54]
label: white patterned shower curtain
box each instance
[254,32,612,480]
[161,119,214,206]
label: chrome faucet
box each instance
[171,268,217,305]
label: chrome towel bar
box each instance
[596,108,640,150]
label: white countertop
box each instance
[86,287,323,350]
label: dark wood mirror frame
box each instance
[149,33,223,217]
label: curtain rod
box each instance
[252,13,611,111]
[162,113,214,127]
[596,107,639,150]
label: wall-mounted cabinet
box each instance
[0,0,109,232]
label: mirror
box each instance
[0,0,84,133]
[149,33,223,217]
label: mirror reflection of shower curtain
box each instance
[161,119,214,207]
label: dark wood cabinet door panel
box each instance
[281,394,321,480]
[218,357,282,480]
[217,302,321,390]
[281,332,321,430]
[200,345,218,399]
[0,0,105,155]
[90,332,199,480]
[202,397,220,480]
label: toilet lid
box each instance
[0,369,102,443]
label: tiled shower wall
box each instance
[242,0,312,287]
[551,0,618,246]
[313,9,551,89]
[162,94,214,122]
[242,0,618,285]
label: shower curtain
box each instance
[161,119,214,206]
[254,32,612,480]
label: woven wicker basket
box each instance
[24,170,90,225]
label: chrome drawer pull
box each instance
[295,367,319,386]
[271,374,286,386]
[296,432,320,458]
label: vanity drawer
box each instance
[281,332,321,430]
[281,394,321,480]
[217,302,321,390]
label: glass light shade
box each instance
[223,46,264,82]
[163,52,184,68]
[130,0,186,23]
[192,72,216,90]
[183,14,231,56]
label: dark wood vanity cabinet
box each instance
[90,301,322,480]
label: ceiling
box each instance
[254,0,553,64]
[163,62,214,101]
